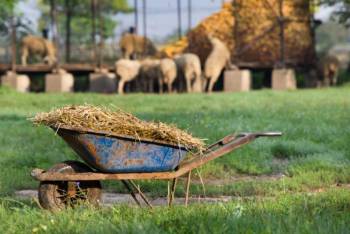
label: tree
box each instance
[320,0,350,26]
[37,0,132,62]
[0,0,18,35]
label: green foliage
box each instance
[0,0,18,33]
[316,21,348,54]
[321,0,350,26]
[37,0,132,42]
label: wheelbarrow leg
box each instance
[168,178,178,207]
[128,180,153,209]
[185,170,192,207]
[121,180,141,207]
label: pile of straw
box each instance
[31,105,205,151]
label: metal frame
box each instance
[31,132,281,207]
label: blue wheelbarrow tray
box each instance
[53,126,190,173]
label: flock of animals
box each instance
[19,33,235,94]
[19,33,340,94]
[117,33,235,94]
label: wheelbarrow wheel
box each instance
[38,161,102,211]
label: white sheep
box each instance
[204,36,233,93]
[175,53,202,93]
[115,59,141,94]
[159,58,177,93]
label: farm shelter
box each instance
[163,0,317,69]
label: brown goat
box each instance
[119,33,157,59]
[21,35,57,66]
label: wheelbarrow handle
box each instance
[238,132,283,138]
[205,132,282,151]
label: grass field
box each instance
[0,86,349,233]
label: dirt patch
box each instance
[14,190,236,206]
[185,173,286,186]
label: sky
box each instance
[17,0,335,41]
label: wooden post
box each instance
[91,0,97,67]
[177,0,182,39]
[11,16,16,72]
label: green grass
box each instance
[0,86,349,232]
[1,189,350,233]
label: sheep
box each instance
[21,35,57,66]
[115,59,141,94]
[138,58,160,92]
[119,33,158,59]
[203,36,233,93]
[318,55,340,87]
[158,58,177,93]
[175,53,202,93]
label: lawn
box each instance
[0,86,349,233]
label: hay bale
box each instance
[31,105,205,152]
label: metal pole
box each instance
[279,0,285,67]
[11,17,16,72]
[134,0,138,34]
[97,0,103,68]
[142,0,147,54]
[142,0,147,37]
[65,0,71,63]
[188,0,192,31]
[177,0,182,39]
[50,0,59,68]
[233,0,239,60]
[91,0,97,67]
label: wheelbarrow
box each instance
[31,126,282,210]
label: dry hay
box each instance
[160,2,234,63]
[161,0,314,66]
[31,105,205,152]
[234,0,314,66]
[160,37,189,58]
[186,2,235,64]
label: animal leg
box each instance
[118,80,125,94]
[202,78,208,92]
[207,73,220,93]
[21,47,28,66]
[185,77,192,93]
[208,78,216,93]
[158,78,163,94]
[167,82,172,93]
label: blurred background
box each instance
[1,0,350,92]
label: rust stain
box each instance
[123,159,145,166]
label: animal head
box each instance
[43,56,57,66]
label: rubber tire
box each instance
[38,161,102,211]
